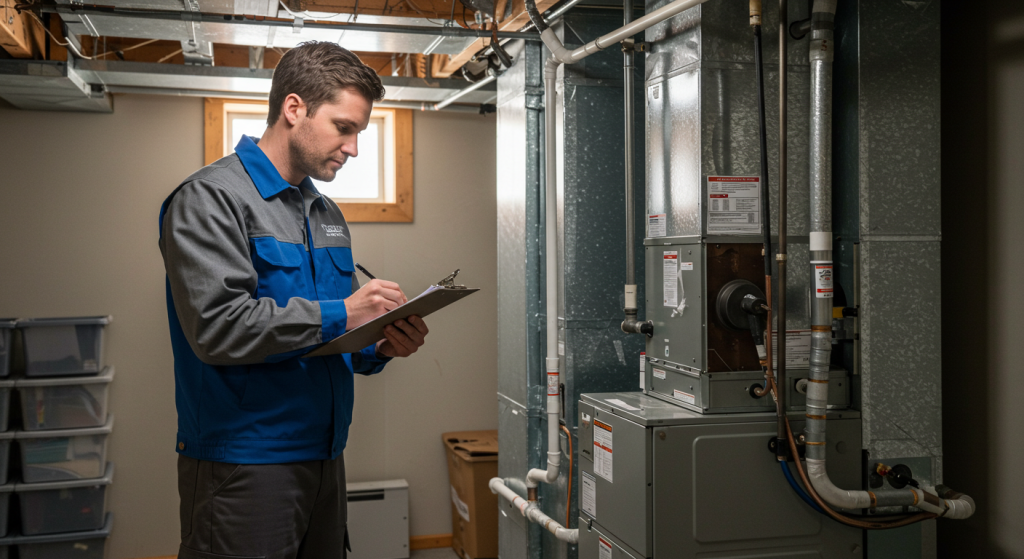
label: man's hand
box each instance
[344,279,407,330]
[376,316,429,358]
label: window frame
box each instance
[203,97,414,223]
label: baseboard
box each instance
[410,534,453,550]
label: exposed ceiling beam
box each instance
[432,0,557,78]
[1,0,45,58]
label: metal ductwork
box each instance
[0,57,497,111]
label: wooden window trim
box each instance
[204,98,414,223]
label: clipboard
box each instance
[304,269,479,357]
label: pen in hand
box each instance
[355,263,376,280]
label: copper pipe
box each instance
[782,417,936,529]
[561,424,574,528]
[753,277,776,400]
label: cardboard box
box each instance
[443,430,498,559]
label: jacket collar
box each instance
[234,135,323,200]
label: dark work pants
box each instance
[177,454,349,559]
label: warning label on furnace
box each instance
[663,251,678,307]
[771,330,812,368]
[581,471,597,518]
[648,213,666,238]
[598,537,612,559]
[593,420,613,482]
[707,176,762,235]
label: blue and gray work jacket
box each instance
[159,135,389,464]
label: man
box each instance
[159,41,429,559]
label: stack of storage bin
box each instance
[0,317,114,558]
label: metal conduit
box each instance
[434,74,496,109]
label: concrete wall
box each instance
[0,95,497,559]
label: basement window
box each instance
[204,98,414,223]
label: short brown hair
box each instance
[267,41,385,126]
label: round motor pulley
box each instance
[715,279,766,331]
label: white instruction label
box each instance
[673,389,696,406]
[653,368,667,380]
[581,471,597,518]
[639,353,646,390]
[814,264,834,298]
[593,420,613,482]
[605,398,640,412]
[663,251,678,307]
[547,372,559,396]
[451,485,470,522]
[771,330,812,368]
[707,176,761,235]
[598,537,613,559]
[648,213,666,237]
[680,262,693,271]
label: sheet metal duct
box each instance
[0,58,494,111]
[73,59,496,102]
[56,4,493,55]
[0,60,112,112]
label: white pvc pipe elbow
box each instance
[490,478,579,543]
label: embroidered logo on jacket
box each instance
[321,224,346,237]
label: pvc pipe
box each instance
[490,478,579,543]
[526,56,563,489]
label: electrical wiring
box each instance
[95,38,159,59]
[22,10,93,59]
[780,461,824,513]
[157,49,183,63]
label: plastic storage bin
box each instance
[0,432,13,486]
[0,320,14,378]
[2,512,112,559]
[0,483,12,538]
[16,367,114,431]
[0,379,13,433]
[16,317,111,377]
[15,462,113,536]
[15,416,113,483]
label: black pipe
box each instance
[524,0,549,31]
[776,0,789,458]
[754,25,772,280]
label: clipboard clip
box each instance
[436,268,466,289]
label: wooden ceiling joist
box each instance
[432,0,557,78]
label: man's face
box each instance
[289,88,372,183]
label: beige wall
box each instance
[0,95,497,558]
